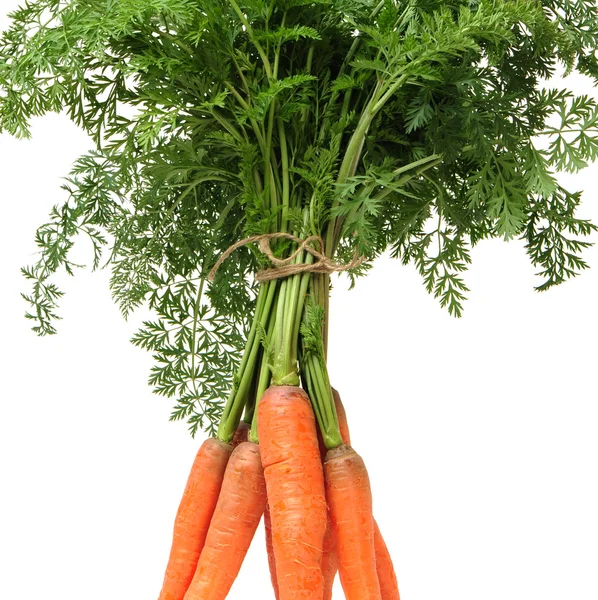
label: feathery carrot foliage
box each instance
[2,0,597,433]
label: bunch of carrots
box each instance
[157,385,399,600]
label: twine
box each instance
[208,232,366,282]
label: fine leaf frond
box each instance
[3,0,597,431]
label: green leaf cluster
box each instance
[2,0,597,431]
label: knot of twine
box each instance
[208,232,366,283]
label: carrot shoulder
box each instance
[183,441,267,600]
[324,444,381,600]
[158,438,232,600]
[258,385,327,600]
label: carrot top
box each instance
[5,0,598,436]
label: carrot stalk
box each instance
[258,385,327,600]
[158,438,232,600]
[324,444,381,600]
[183,441,267,600]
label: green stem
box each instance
[312,273,330,358]
[217,281,277,443]
[316,0,386,142]
[242,349,262,424]
[301,349,343,449]
[273,12,287,80]
[231,53,251,96]
[271,210,315,385]
[157,30,195,58]
[283,250,313,374]
[301,354,325,435]
[372,74,409,114]
[301,45,315,126]
[223,81,266,152]
[326,74,412,256]
[226,0,273,79]
[283,274,300,370]
[211,108,247,144]
[278,118,290,233]
[324,81,384,257]
[249,293,279,443]
[290,256,314,360]
[336,79,384,186]
[271,277,299,385]
[264,98,279,219]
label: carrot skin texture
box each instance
[324,444,381,600]
[232,421,250,447]
[374,521,401,600]
[264,501,280,599]
[321,390,344,600]
[259,385,327,600]
[183,441,267,600]
[158,438,232,600]
[321,519,338,600]
[332,388,400,599]
[332,388,350,446]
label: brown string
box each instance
[208,232,366,282]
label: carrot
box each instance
[232,420,250,447]
[264,501,280,600]
[324,444,381,600]
[320,388,346,600]
[320,389,345,600]
[332,387,350,445]
[183,441,267,600]
[158,438,232,600]
[374,520,401,600]
[258,385,327,600]
[332,388,400,600]
[321,520,338,600]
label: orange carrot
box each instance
[321,389,344,600]
[374,520,401,600]
[332,387,350,445]
[232,420,250,447]
[324,444,381,600]
[264,501,280,600]
[332,388,400,600]
[258,385,327,600]
[321,520,338,600]
[158,438,232,600]
[183,441,267,600]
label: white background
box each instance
[1,4,598,600]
